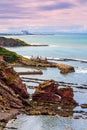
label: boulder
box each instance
[32,80,77,105]
[57,88,76,105]
[32,80,60,103]
[56,63,75,74]
[60,67,75,74]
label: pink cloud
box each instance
[0,0,87,33]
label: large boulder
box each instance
[32,80,60,103]
[32,80,77,105]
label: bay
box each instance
[3,34,87,130]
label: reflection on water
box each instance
[5,115,87,130]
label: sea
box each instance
[3,34,87,130]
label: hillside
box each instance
[0,37,30,47]
[0,46,21,63]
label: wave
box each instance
[49,44,60,47]
[48,43,87,49]
[24,56,31,59]
[47,57,87,63]
[75,68,87,73]
[24,56,87,63]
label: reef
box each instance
[0,60,77,129]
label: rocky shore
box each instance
[0,61,29,129]
[0,60,78,129]
[16,56,75,74]
[0,45,75,74]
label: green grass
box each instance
[0,46,20,63]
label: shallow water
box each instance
[5,115,87,130]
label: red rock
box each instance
[0,62,29,98]
[32,80,77,105]
[33,92,60,103]
[32,80,60,103]
[57,88,74,99]
[0,61,29,111]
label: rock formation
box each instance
[0,61,29,111]
[32,80,77,105]
[56,63,75,74]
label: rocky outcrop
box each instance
[18,58,75,74]
[0,37,30,47]
[56,87,76,105]
[32,80,77,105]
[56,63,75,74]
[0,61,29,111]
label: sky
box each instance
[0,0,87,33]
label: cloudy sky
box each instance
[0,0,87,33]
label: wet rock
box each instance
[60,67,75,74]
[81,104,87,108]
[56,63,75,74]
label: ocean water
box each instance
[5,34,87,85]
[5,34,87,60]
[3,34,87,130]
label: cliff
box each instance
[0,61,29,112]
[0,37,30,47]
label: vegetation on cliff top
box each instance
[0,46,20,63]
[0,46,33,64]
[0,37,30,47]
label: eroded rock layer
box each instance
[0,61,29,111]
[32,80,77,105]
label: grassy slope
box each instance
[0,46,33,64]
[0,46,20,63]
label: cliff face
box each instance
[0,61,29,111]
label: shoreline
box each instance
[0,109,19,130]
[47,57,87,63]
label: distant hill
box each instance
[0,37,30,47]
